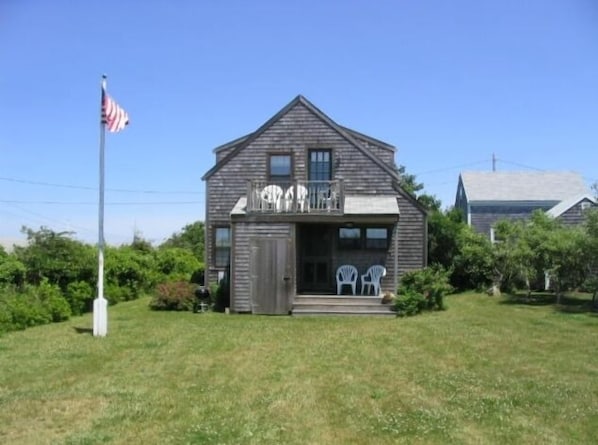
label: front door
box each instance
[299,224,333,293]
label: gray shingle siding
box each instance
[558,200,595,226]
[206,101,401,282]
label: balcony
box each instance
[247,180,344,214]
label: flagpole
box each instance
[94,74,108,337]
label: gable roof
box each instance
[202,95,400,181]
[546,193,597,218]
[459,171,589,203]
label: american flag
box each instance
[102,83,129,133]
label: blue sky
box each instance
[2,0,597,246]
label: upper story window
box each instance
[269,155,291,184]
[308,149,331,181]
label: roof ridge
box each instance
[202,95,400,182]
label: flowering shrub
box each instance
[149,281,196,311]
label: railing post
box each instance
[338,178,344,212]
[247,180,253,212]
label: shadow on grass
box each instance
[73,327,93,335]
[501,291,598,315]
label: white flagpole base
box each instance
[93,297,108,337]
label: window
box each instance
[308,149,331,181]
[365,228,389,249]
[581,201,592,211]
[338,227,390,250]
[269,155,291,184]
[214,227,231,267]
[338,227,361,249]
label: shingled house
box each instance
[455,171,595,238]
[202,95,427,314]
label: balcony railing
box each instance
[247,180,344,214]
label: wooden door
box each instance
[250,237,292,314]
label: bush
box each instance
[149,281,196,311]
[0,281,71,333]
[0,255,26,286]
[396,266,453,315]
[394,290,427,316]
[212,277,230,312]
[36,280,72,322]
[66,280,94,315]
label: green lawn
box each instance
[0,293,597,445]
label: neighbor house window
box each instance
[365,228,389,249]
[214,227,231,267]
[338,227,361,249]
[269,154,291,184]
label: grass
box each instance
[0,293,597,444]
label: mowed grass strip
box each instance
[0,293,597,444]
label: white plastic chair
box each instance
[336,265,358,295]
[361,265,386,295]
[284,184,309,212]
[260,185,283,211]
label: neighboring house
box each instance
[545,193,597,226]
[455,171,593,237]
[202,95,427,314]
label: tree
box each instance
[428,207,464,269]
[161,221,205,261]
[154,247,202,283]
[396,164,441,211]
[0,252,26,286]
[582,209,598,306]
[452,225,494,291]
[491,219,534,296]
[14,227,95,291]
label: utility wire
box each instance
[0,200,203,206]
[414,159,488,176]
[0,175,203,195]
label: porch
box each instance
[292,294,395,317]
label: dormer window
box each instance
[269,154,291,185]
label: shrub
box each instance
[212,278,230,312]
[103,282,131,305]
[0,281,71,332]
[0,255,26,286]
[37,280,71,322]
[149,281,196,311]
[66,280,94,315]
[394,290,427,316]
[396,266,453,315]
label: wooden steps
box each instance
[292,294,395,317]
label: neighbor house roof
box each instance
[546,193,597,218]
[460,171,589,203]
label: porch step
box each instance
[292,295,395,317]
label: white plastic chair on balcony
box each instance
[336,264,358,295]
[284,184,309,212]
[361,265,386,296]
[260,184,283,211]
